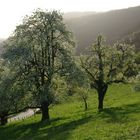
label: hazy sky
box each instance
[0,0,140,38]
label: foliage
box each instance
[0,60,26,125]
[135,52,140,65]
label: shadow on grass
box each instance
[0,115,93,140]
[39,115,93,140]
[1,102,140,140]
[98,102,140,123]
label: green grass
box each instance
[1,84,140,140]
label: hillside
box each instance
[122,30,140,50]
[0,84,140,140]
[64,6,140,53]
[1,6,140,54]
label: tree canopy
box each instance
[3,9,75,121]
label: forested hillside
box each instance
[0,6,140,54]
[122,30,140,50]
[64,6,140,53]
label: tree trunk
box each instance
[41,101,50,121]
[97,84,108,111]
[0,115,8,125]
[98,92,105,110]
[84,99,88,111]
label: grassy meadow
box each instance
[0,84,140,140]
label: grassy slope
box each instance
[0,84,140,140]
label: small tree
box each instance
[75,87,89,111]
[81,35,138,111]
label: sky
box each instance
[0,0,140,39]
